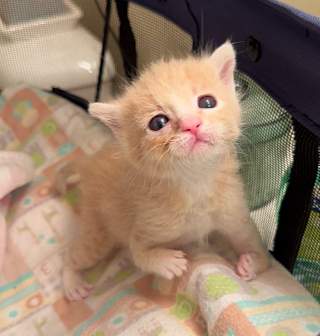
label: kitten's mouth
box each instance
[171,134,213,157]
[190,138,211,151]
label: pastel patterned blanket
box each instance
[0,85,320,336]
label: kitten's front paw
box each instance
[65,283,93,301]
[236,253,256,281]
[153,250,188,280]
[63,266,93,301]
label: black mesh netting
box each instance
[0,0,319,302]
[101,0,193,82]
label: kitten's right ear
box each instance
[89,102,121,133]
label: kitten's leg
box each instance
[129,236,188,280]
[63,229,115,301]
[222,218,270,281]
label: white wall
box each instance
[280,0,320,17]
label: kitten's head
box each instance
[90,42,241,177]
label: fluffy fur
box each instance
[58,42,270,301]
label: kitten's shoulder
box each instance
[80,141,126,178]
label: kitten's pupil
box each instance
[149,115,169,131]
[198,96,217,108]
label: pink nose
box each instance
[181,117,202,135]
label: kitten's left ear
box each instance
[89,102,122,133]
[209,42,236,88]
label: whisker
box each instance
[231,41,245,45]
[236,50,248,55]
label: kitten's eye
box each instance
[198,96,217,108]
[149,115,169,131]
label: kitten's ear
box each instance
[89,102,122,133]
[209,42,236,88]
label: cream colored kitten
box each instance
[58,42,270,301]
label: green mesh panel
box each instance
[235,72,294,249]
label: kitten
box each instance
[58,42,270,301]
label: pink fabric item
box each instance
[0,151,35,270]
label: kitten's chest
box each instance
[170,209,214,247]
[184,182,218,213]
[179,187,218,242]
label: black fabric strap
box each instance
[95,0,112,102]
[274,119,319,272]
[50,87,89,111]
[116,0,137,80]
